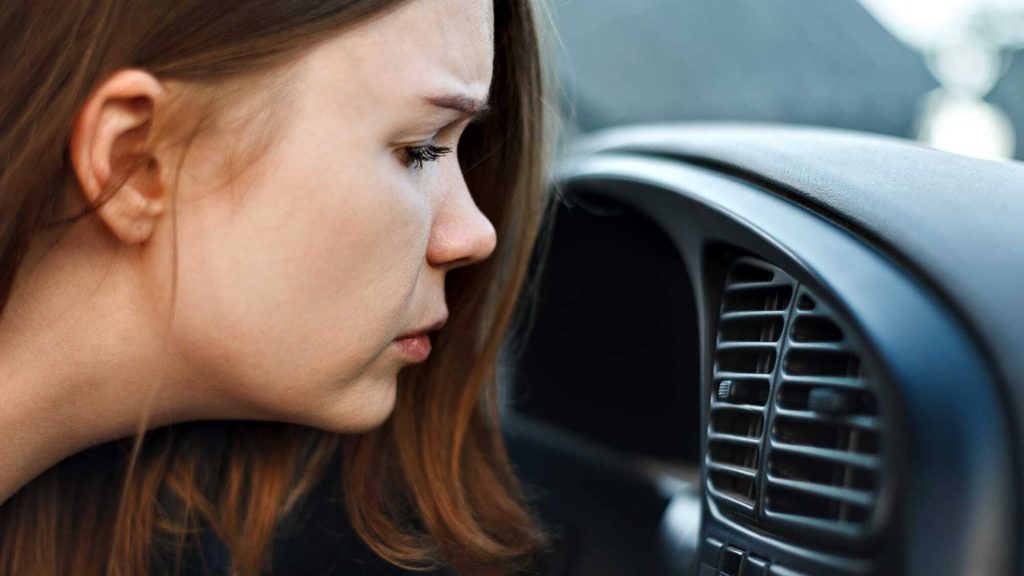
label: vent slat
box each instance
[769,441,880,470]
[773,415,879,453]
[707,432,761,447]
[707,461,758,479]
[723,280,792,292]
[720,310,788,321]
[715,341,779,351]
[779,374,864,389]
[720,314,786,343]
[706,485,757,512]
[773,407,879,431]
[785,341,849,353]
[765,484,871,525]
[715,371,774,382]
[722,285,793,312]
[716,340,779,349]
[709,468,758,505]
[766,475,874,507]
[710,403,766,414]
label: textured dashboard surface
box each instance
[553,140,1018,574]
[577,123,1024,423]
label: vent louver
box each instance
[707,258,886,546]
[707,261,792,512]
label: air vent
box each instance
[706,258,887,548]
[707,258,793,513]
[764,287,882,542]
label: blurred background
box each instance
[549,0,1024,161]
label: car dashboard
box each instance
[503,124,1023,576]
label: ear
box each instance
[70,69,170,245]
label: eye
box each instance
[402,144,453,170]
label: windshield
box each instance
[551,0,1024,161]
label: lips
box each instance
[392,315,447,363]
[393,333,433,362]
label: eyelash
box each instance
[402,144,453,170]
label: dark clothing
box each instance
[154,458,454,576]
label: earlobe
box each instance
[69,69,170,245]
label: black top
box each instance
[154,456,454,576]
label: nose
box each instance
[425,170,497,271]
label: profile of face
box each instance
[56,0,498,434]
[175,0,497,430]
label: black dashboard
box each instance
[504,125,1022,576]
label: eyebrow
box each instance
[425,93,492,121]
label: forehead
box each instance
[298,0,495,112]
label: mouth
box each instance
[393,315,448,363]
[392,333,432,362]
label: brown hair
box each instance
[0,1,553,574]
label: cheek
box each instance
[168,138,431,411]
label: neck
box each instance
[0,221,181,503]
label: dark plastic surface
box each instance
[577,124,1024,435]
[510,202,701,463]
[549,151,1014,575]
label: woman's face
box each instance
[164,0,497,432]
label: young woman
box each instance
[0,0,553,574]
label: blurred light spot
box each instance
[915,89,1016,160]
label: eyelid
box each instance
[394,118,472,170]
[402,143,452,170]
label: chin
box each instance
[312,372,400,434]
